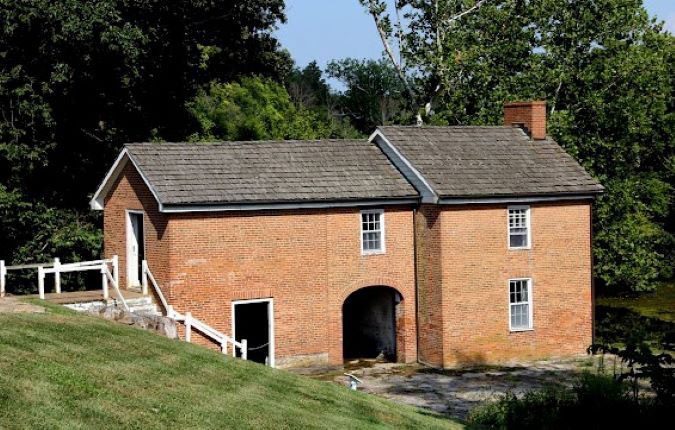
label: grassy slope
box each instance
[0,301,462,430]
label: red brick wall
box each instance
[166,207,418,367]
[504,101,547,140]
[417,202,593,367]
[415,205,445,365]
[103,161,592,369]
[103,161,170,291]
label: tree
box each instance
[188,77,360,141]
[0,0,290,287]
[357,0,674,292]
[327,57,410,132]
[286,61,332,110]
[358,0,494,124]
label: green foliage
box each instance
[364,0,675,292]
[286,61,332,110]
[188,77,360,141]
[468,372,671,429]
[327,57,412,132]
[590,341,674,404]
[0,0,290,273]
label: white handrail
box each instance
[0,260,5,297]
[141,260,247,360]
[103,266,129,312]
[142,260,171,314]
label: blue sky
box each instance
[276,0,675,74]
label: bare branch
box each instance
[447,0,489,26]
[364,0,422,124]
[394,2,404,69]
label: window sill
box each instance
[361,251,385,256]
[509,327,534,333]
[508,247,531,251]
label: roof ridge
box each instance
[378,125,513,129]
[125,139,369,147]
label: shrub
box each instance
[468,373,672,429]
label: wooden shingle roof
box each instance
[124,140,419,206]
[376,126,603,199]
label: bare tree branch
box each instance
[361,0,490,125]
[363,0,423,124]
[447,0,489,26]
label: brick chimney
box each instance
[504,101,547,140]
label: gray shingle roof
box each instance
[377,126,603,199]
[125,140,419,206]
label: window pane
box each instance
[510,234,527,248]
[363,231,381,252]
[511,303,530,329]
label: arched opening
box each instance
[342,286,402,361]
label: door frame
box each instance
[125,209,145,288]
[231,298,275,368]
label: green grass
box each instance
[595,283,675,353]
[0,301,462,430]
[598,282,675,323]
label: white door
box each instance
[126,211,143,287]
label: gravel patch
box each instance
[305,357,596,420]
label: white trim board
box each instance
[90,149,164,212]
[231,298,275,368]
[369,130,439,203]
[125,210,146,288]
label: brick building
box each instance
[91,102,603,368]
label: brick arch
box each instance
[339,276,406,304]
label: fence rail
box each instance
[0,256,248,363]
[0,256,119,300]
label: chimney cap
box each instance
[504,100,546,107]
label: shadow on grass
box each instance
[596,305,675,351]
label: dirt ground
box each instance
[0,296,45,314]
[297,357,600,420]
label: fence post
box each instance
[53,258,61,294]
[185,312,192,343]
[101,266,109,300]
[221,341,228,355]
[37,266,45,299]
[0,260,5,298]
[141,260,148,296]
[112,255,119,290]
[241,339,247,361]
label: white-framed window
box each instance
[360,209,385,255]
[509,278,533,331]
[508,205,531,249]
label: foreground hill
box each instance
[0,301,462,429]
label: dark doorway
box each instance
[233,300,272,366]
[343,286,400,361]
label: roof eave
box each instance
[437,191,603,205]
[160,196,420,213]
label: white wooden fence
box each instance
[142,260,247,360]
[0,256,246,361]
[0,256,127,311]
